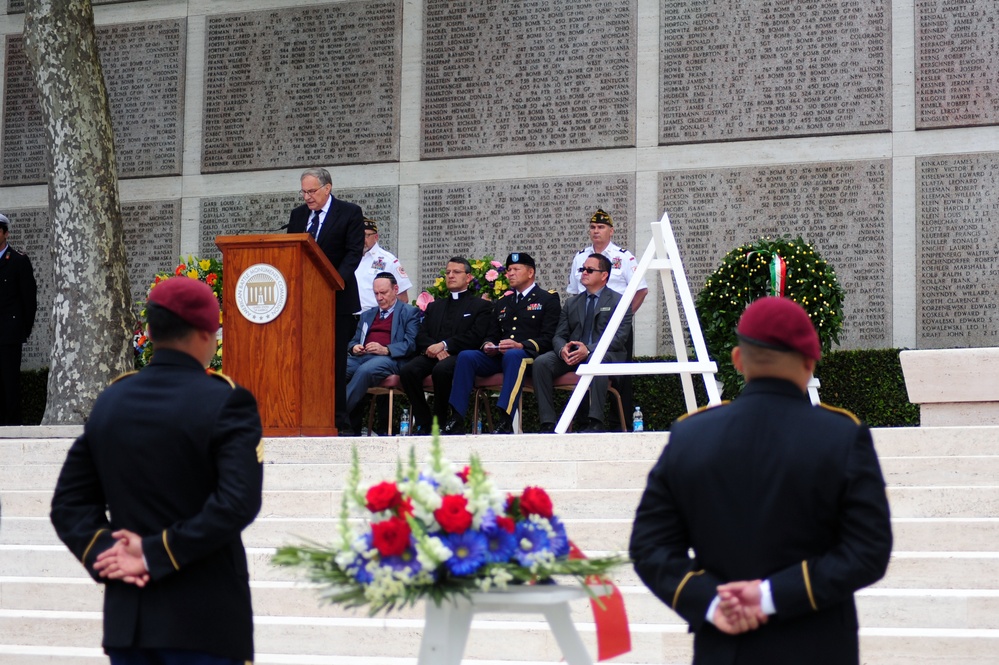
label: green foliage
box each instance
[695,237,845,396]
[814,349,919,427]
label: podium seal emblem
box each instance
[235,263,288,324]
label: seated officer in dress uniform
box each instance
[444,252,561,434]
[50,277,264,665]
[630,297,892,665]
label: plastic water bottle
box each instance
[400,409,410,436]
[476,417,483,434]
[633,406,644,432]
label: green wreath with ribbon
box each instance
[695,236,845,396]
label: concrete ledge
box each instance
[0,426,82,439]
[900,349,999,426]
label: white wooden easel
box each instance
[555,211,722,434]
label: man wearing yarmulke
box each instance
[50,277,264,665]
[630,297,892,664]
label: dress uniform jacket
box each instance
[484,285,561,356]
[630,378,892,665]
[50,349,264,661]
[0,244,37,345]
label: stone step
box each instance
[2,610,998,664]
[4,576,999,631]
[5,513,999,558]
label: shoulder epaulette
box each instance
[207,370,236,388]
[676,401,729,422]
[109,370,138,385]
[818,403,861,425]
[576,248,586,254]
[548,289,558,294]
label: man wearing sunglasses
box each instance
[533,253,632,432]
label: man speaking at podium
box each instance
[288,167,364,433]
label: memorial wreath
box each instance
[425,256,511,301]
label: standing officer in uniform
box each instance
[355,218,412,311]
[287,167,364,433]
[566,209,647,428]
[0,213,38,425]
[445,252,560,434]
[399,257,492,435]
[50,277,264,665]
[630,297,892,665]
[533,253,632,433]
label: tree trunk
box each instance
[23,0,132,424]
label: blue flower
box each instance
[381,546,423,576]
[348,554,373,584]
[514,520,551,567]
[444,530,488,576]
[548,515,569,557]
[481,521,517,564]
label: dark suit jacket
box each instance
[630,378,892,665]
[485,284,561,358]
[416,290,492,354]
[0,245,37,344]
[288,197,364,315]
[50,349,264,660]
[349,302,421,360]
[553,287,631,358]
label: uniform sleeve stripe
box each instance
[818,403,861,424]
[256,439,265,463]
[163,530,180,571]
[81,528,108,564]
[672,569,704,610]
[802,560,818,611]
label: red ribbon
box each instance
[569,542,631,661]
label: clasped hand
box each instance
[93,529,149,587]
[713,580,768,635]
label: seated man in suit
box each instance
[533,253,632,433]
[399,257,493,435]
[445,253,561,435]
[345,273,420,434]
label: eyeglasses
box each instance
[299,185,329,197]
[364,231,378,238]
[578,267,607,274]
[444,270,467,275]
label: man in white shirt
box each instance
[566,208,647,428]
[355,218,412,312]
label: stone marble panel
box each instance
[201,1,400,172]
[915,0,999,128]
[419,176,635,294]
[6,0,125,12]
[660,0,891,143]
[4,201,179,370]
[659,160,892,351]
[199,188,400,261]
[916,153,999,347]
[2,21,186,185]
[422,0,635,158]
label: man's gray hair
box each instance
[300,168,332,187]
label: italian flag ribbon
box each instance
[769,254,787,297]
[569,542,632,661]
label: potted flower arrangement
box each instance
[273,431,626,614]
[133,255,223,370]
[424,257,511,302]
[695,236,845,395]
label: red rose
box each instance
[495,515,515,533]
[371,516,411,557]
[434,494,473,534]
[519,486,553,519]
[366,481,403,513]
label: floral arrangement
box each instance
[133,255,224,370]
[273,431,625,614]
[426,257,510,300]
[695,236,845,395]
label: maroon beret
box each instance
[736,297,821,361]
[148,277,220,334]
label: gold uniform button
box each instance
[512,327,517,331]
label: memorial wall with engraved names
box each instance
[2,20,185,184]
[201,1,401,172]
[422,0,635,157]
[3,0,999,373]
[916,152,999,347]
[420,176,635,292]
[4,202,180,370]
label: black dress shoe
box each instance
[539,422,556,434]
[442,409,465,435]
[580,418,604,433]
[491,412,514,434]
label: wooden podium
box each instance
[216,234,344,436]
